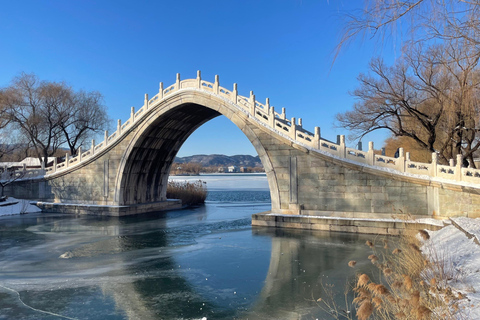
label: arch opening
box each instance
[117,98,279,209]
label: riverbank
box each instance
[423,217,480,318]
[0,197,41,216]
[252,212,445,235]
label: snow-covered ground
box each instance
[0,197,41,216]
[422,218,480,319]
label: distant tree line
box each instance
[0,73,110,165]
[170,162,265,175]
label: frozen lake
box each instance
[0,174,376,319]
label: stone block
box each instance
[310,223,330,231]
[330,225,358,233]
[356,226,389,235]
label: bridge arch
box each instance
[8,72,480,220]
[114,90,281,208]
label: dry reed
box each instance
[349,229,466,319]
[166,180,207,205]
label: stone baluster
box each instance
[91,139,95,155]
[455,154,463,181]
[314,127,321,149]
[268,99,275,128]
[196,70,201,88]
[65,153,69,168]
[214,75,219,94]
[281,108,286,120]
[397,148,405,172]
[78,146,82,162]
[269,106,275,124]
[290,117,297,140]
[131,106,135,123]
[175,73,180,90]
[368,141,374,165]
[104,130,108,146]
[232,83,238,104]
[430,153,438,177]
[249,91,256,116]
[159,82,164,100]
[339,135,346,158]
[117,119,121,135]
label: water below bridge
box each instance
[0,174,380,319]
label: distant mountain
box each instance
[174,154,263,168]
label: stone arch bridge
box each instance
[7,72,480,223]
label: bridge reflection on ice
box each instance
[0,194,378,319]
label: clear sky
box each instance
[0,0,398,157]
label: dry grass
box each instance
[166,180,207,206]
[349,231,467,319]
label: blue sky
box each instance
[0,0,398,157]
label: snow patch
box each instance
[0,197,41,216]
[422,221,480,318]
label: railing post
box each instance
[159,82,164,100]
[78,146,82,162]
[290,117,297,140]
[41,160,45,170]
[269,105,275,128]
[298,118,302,127]
[397,148,405,172]
[368,141,374,165]
[232,83,238,104]
[197,70,201,88]
[175,73,180,90]
[214,75,219,94]
[314,127,321,149]
[249,91,256,116]
[65,154,69,168]
[91,139,95,155]
[281,108,286,120]
[104,130,108,146]
[406,152,410,161]
[144,94,148,110]
[131,106,135,122]
[381,147,386,156]
[339,135,346,158]
[430,152,438,177]
[53,158,57,173]
[449,159,455,167]
[455,154,463,181]
[117,119,121,135]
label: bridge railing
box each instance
[39,71,480,186]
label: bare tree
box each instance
[337,43,480,165]
[337,0,480,60]
[0,73,110,165]
[0,74,67,165]
[58,90,109,155]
